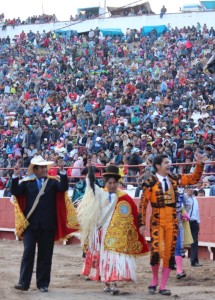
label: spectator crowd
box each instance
[0,21,214,192]
[2,14,57,30]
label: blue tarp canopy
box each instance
[100,28,123,36]
[141,25,168,37]
[55,30,78,37]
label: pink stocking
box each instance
[175,256,183,274]
[150,264,159,286]
[160,267,171,290]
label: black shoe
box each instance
[148,285,157,294]
[159,289,171,296]
[110,283,119,295]
[14,283,28,291]
[176,272,186,279]
[191,262,202,267]
[39,287,48,292]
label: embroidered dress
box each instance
[78,179,148,283]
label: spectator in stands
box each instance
[160,5,167,18]
[208,175,215,196]
[197,189,205,196]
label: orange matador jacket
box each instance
[139,163,204,226]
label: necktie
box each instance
[37,178,42,190]
[163,178,168,192]
[109,192,113,203]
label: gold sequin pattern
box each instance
[104,201,143,254]
[13,196,29,238]
[65,192,79,229]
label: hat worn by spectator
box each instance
[163,139,170,145]
[208,175,215,182]
[205,144,214,150]
[131,147,140,153]
[96,137,102,142]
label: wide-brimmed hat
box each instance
[27,155,54,175]
[102,165,121,180]
[208,175,215,182]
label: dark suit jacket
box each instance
[11,175,68,230]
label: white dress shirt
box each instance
[186,195,200,224]
[156,173,170,192]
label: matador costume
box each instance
[138,163,204,292]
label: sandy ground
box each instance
[0,240,215,300]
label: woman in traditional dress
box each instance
[77,165,148,295]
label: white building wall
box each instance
[0,11,215,39]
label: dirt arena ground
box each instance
[0,240,215,300]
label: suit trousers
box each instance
[19,226,55,289]
[189,220,199,265]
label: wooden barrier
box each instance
[0,197,215,260]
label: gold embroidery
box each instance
[65,192,79,229]
[116,189,126,197]
[13,192,78,238]
[13,196,29,238]
[164,184,175,205]
[104,201,143,254]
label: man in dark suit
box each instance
[11,155,69,293]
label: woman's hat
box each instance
[27,155,54,175]
[102,165,121,180]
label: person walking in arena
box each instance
[139,153,206,296]
[185,186,202,267]
[77,165,149,295]
[11,155,77,292]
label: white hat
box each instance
[97,124,102,127]
[162,139,170,145]
[131,147,140,154]
[27,155,54,175]
[96,137,102,142]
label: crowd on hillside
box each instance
[0,22,214,191]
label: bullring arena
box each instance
[0,241,215,300]
[0,195,215,299]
